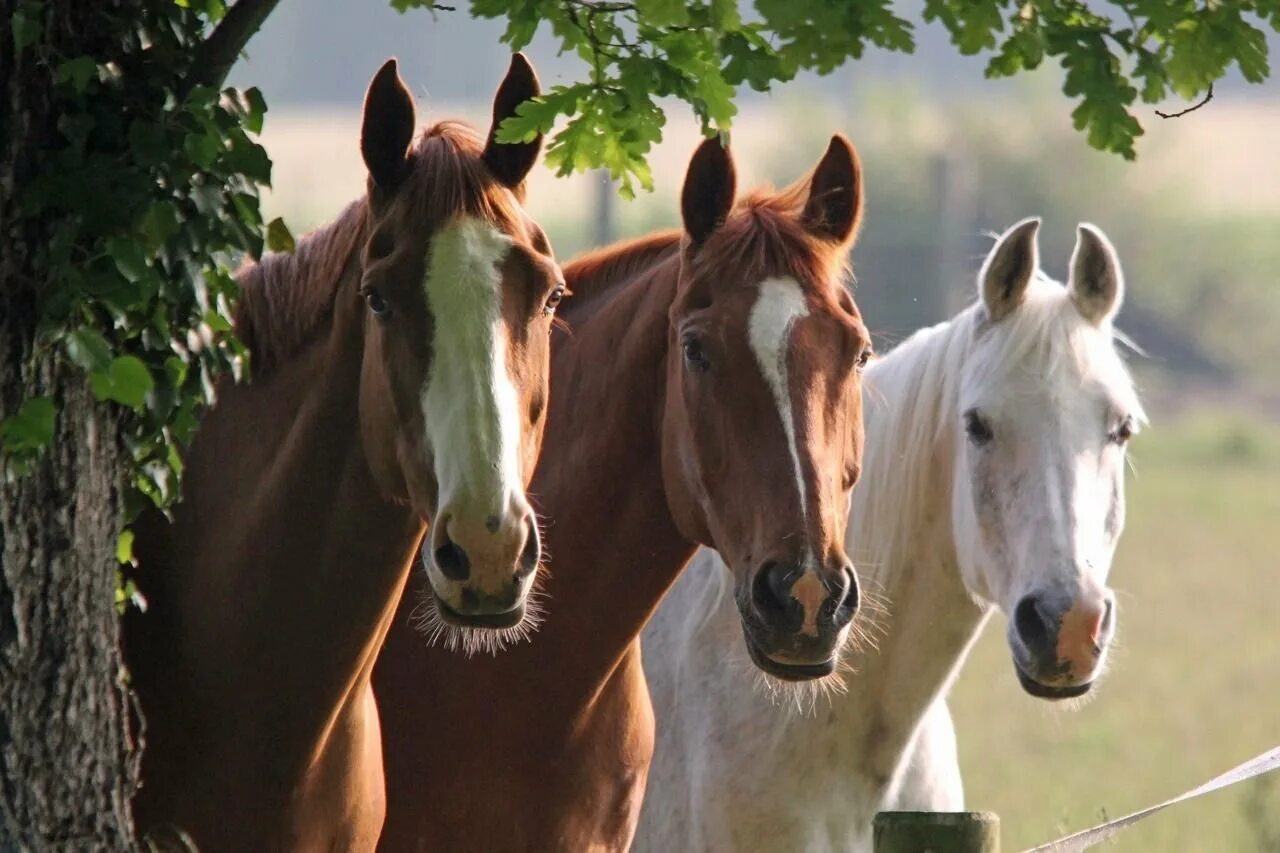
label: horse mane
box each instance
[694,179,853,297]
[563,229,683,302]
[398,119,527,234]
[235,199,369,376]
[850,273,1146,584]
[235,119,525,377]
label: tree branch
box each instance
[1156,83,1213,119]
[185,0,283,96]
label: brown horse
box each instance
[374,134,871,851]
[124,55,564,851]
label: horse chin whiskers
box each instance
[1057,685,1099,713]
[409,570,547,658]
[749,657,853,717]
[843,581,890,657]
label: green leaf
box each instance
[224,138,272,185]
[637,0,690,28]
[106,237,151,284]
[496,91,578,143]
[114,574,146,615]
[55,56,98,93]
[498,8,540,49]
[0,396,56,454]
[183,129,221,170]
[266,217,295,253]
[242,87,268,134]
[90,356,154,411]
[116,528,136,566]
[11,6,43,53]
[140,201,181,247]
[64,327,114,372]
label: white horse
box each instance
[636,219,1146,852]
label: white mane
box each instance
[851,272,1146,589]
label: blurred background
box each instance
[231,2,1280,848]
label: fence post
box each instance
[874,811,1000,853]
[594,169,616,248]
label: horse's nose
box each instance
[1014,590,1115,680]
[1013,593,1057,659]
[429,500,539,609]
[751,560,858,635]
[752,560,798,624]
[432,521,471,581]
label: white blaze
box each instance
[421,217,521,516]
[748,277,810,522]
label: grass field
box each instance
[950,410,1280,851]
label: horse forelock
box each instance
[692,184,853,305]
[234,118,532,380]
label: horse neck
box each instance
[166,204,420,731]
[533,250,696,694]
[829,312,992,788]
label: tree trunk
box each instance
[0,344,139,851]
[0,2,139,847]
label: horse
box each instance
[123,55,564,851]
[372,134,872,851]
[637,218,1146,852]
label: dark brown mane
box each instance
[563,229,682,302]
[697,180,851,294]
[235,199,368,376]
[235,119,526,377]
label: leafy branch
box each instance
[186,0,285,95]
[1,1,286,528]
[385,0,1277,187]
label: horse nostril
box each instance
[433,536,471,581]
[515,518,540,581]
[838,565,860,614]
[1014,594,1054,654]
[1100,598,1115,638]
[752,561,791,618]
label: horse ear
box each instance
[681,136,736,246]
[980,217,1040,322]
[802,134,863,244]
[1068,223,1124,326]
[483,53,543,191]
[361,58,416,190]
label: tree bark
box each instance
[1,1,139,848]
[0,345,139,851]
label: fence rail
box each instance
[874,745,1280,853]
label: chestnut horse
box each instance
[124,56,564,851]
[374,135,871,850]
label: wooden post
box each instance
[594,169,616,248]
[874,811,1000,853]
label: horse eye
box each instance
[543,284,566,316]
[365,289,391,318]
[682,336,710,373]
[856,347,873,372]
[1110,415,1135,445]
[964,410,993,446]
